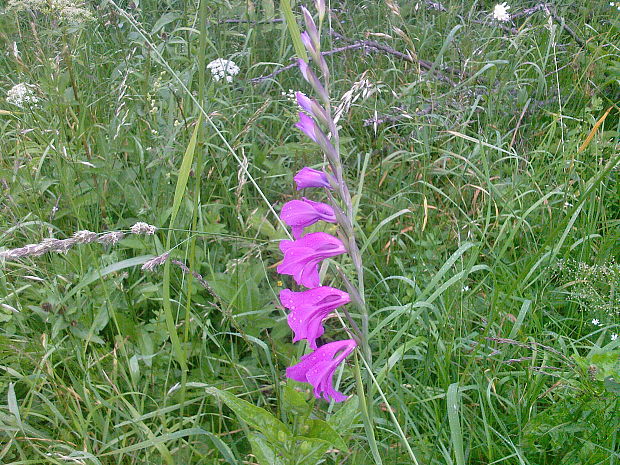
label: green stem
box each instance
[354,353,383,465]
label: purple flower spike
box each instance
[280,287,350,349]
[286,339,357,402]
[296,91,313,114]
[296,92,329,126]
[298,58,311,82]
[277,232,346,288]
[300,31,316,55]
[315,0,326,21]
[294,167,333,190]
[295,112,318,143]
[297,59,329,103]
[281,197,336,239]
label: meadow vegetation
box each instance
[0,0,619,463]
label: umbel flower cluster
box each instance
[207,58,240,83]
[7,0,94,24]
[6,83,39,108]
[276,1,368,403]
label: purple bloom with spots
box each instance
[280,197,336,239]
[294,167,333,190]
[280,287,350,349]
[277,232,346,288]
[286,339,357,402]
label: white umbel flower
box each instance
[492,2,511,22]
[7,0,94,23]
[6,83,39,108]
[207,58,240,83]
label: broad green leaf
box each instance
[328,395,359,432]
[293,437,331,465]
[206,387,291,443]
[282,383,312,418]
[248,432,284,465]
[302,419,347,451]
[151,12,179,34]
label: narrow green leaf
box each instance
[162,115,202,372]
[509,299,532,338]
[60,255,153,305]
[447,383,465,465]
[281,0,308,62]
[8,382,20,424]
[375,337,425,387]
[354,356,383,465]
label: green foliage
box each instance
[206,385,350,464]
[1,0,619,463]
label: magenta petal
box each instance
[298,58,311,82]
[277,246,321,288]
[280,287,350,349]
[295,112,317,142]
[280,198,336,239]
[286,339,357,402]
[277,232,346,288]
[300,31,315,54]
[295,91,313,114]
[293,167,333,190]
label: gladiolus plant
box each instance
[277,0,371,404]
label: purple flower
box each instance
[300,30,316,55]
[295,112,318,143]
[298,59,329,102]
[296,91,313,114]
[295,111,338,162]
[281,197,336,239]
[286,339,357,402]
[294,167,333,190]
[277,232,346,288]
[280,287,350,349]
[296,92,329,126]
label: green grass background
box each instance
[1,0,619,463]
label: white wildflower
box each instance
[612,333,618,341]
[6,83,39,108]
[7,0,94,24]
[207,58,240,83]
[131,222,157,235]
[492,2,511,22]
[591,318,600,326]
[281,89,297,102]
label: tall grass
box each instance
[1,1,618,464]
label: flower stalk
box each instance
[277,0,372,406]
